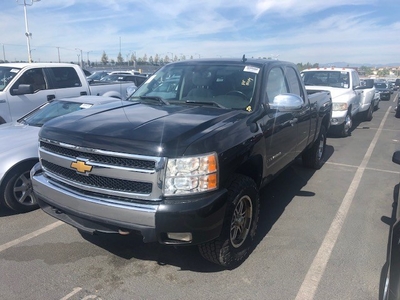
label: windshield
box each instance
[19,100,93,127]
[374,83,387,89]
[128,63,258,110]
[0,67,21,91]
[302,70,350,88]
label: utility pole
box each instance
[17,0,41,63]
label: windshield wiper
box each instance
[139,96,169,105]
[185,100,226,109]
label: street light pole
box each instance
[75,48,83,68]
[86,51,92,67]
[17,0,41,63]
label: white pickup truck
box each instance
[0,63,137,124]
[301,67,376,137]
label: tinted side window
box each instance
[266,67,288,102]
[50,67,82,89]
[351,71,360,88]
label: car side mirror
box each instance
[269,93,303,111]
[11,84,34,95]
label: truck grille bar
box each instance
[38,139,165,202]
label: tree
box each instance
[377,68,389,77]
[154,54,160,65]
[101,51,108,65]
[149,56,154,65]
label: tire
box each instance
[364,103,373,121]
[374,99,380,111]
[340,110,352,137]
[302,125,326,169]
[198,174,260,268]
[2,162,38,213]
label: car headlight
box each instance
[164,153,218,196]
[332,103,348,111]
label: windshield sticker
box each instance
[80,104,93,109]
[10,69,20,73]
[343,84,349,88]
[241,77,254,87]
[244,66,260,74]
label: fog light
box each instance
[331,118,338,123]
[167,232,192,242]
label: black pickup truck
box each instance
[32,57,332,268]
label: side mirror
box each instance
[392,151,400,165]
[269,93,303,111]
[11,84,34,95]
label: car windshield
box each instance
[127,63,258,110]
[302,70,350,88]
[0,67,21,91]
[374,83,387,89]
[18,100,93,127]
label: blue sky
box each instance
[2,0,400,66]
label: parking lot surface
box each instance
[1,93,399,300]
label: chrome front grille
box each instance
[41,160,153,194]
[39,139,165,202]
[40,141,155,169]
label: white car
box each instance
[0,96,120,213]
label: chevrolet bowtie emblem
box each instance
[71,160,92,174]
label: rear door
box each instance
[259,66,299,176]
[45,67,90,99]
[284,65,312,156]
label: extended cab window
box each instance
[49,67,82,89]
[266,67,288,102]
[285,66,304,101]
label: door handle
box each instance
[47,94,56,101]
[80,91,88,95]
[290,118,298,126]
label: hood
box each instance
[0,122,40,153]
[0,122,40,179]
[40,102,247,157]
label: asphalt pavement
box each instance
[0,92,399,300]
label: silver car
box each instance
[0,95,120,213]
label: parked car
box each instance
[109,70,142,75]
[86,71,110,82]
[375,82,391,100]
[395,79,400,91]
[0,63,135,124]
[383,151,400,300]
[395,96,400,118]
[100,73,148,87]
[360,78,380,117]
[0,95,120,213]
[301,68,374,136]
[31,57,332,268]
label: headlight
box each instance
[332,103,348,111]
[164,153,218,196]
